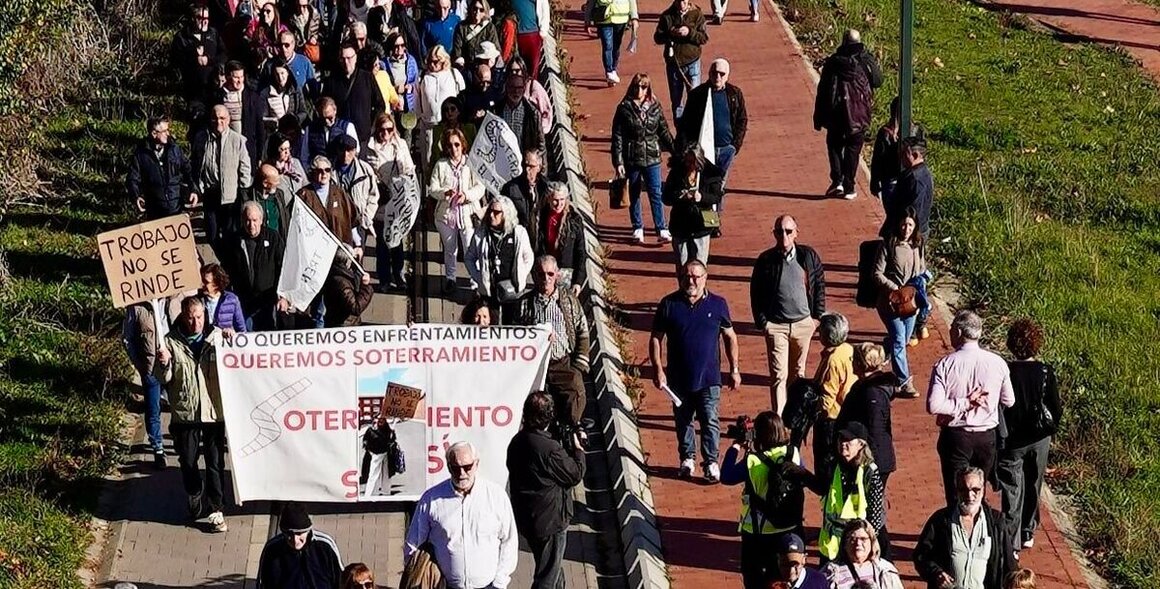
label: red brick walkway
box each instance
[557,1,1091,586]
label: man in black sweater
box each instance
[506,391,586,589]
[880,134,933,240]
[323,42,386,146]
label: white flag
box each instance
[698,90,716,165]
[467,113,524,197]
[277,202,339,312]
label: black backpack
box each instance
[856,239,883,308]
[744,448,803,531]
[833,59,873,136]
[783,379,822,449]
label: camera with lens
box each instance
[557,417,596,453]
[726,415,754,447]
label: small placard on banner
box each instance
[381,382,425,419]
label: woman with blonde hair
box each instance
[1005,568,1036,589]
[610,72,674,244]
[428,127,485,294]
[822,519,903,589]
[837,342,897,491]
[416,45,466,171]
[365,112,418,291]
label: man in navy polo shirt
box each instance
[649,259,741,482]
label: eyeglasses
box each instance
[314,167,333,173]
[488,209,503,215]
[773,228,795,235]
[281,42,294,47]
[356,580,375,589]
[850,535,872,544]
[710,70,728,78]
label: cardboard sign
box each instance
[96,215,200,308]
[381,382,424,419]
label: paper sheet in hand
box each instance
[661,384,682,407]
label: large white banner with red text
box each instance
[216,324,551,503]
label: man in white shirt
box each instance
[405,441,518,589]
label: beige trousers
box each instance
[763,316,816,415]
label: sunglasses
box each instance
[379,125,395,131]
[488,209,503,215]
[773,228,795,235]
[314,167,333,173]
[448,461,476,473]
[356,581,375,589]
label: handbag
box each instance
[608,177,629,209]
[698,207,721,229]
[494,279,525,303]
[303,42,321,63]
[888,285,918,318]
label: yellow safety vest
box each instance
[818,464,868,560]
[738,446,798,535]
[593,0,632,25]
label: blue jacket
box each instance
[421,14,460,58]
[385,53,421,112]
[127,139,193,219]
[202,291,247,332]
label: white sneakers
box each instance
[631,229,671,244]
[1022,537,1034,549]
[632,228,645,244]
[750,12,759,21]
[659,229,673,243]
[705,462,721,483]
[606,71,621,84]
[208,511,228,533]
[678,459,720,483]
[843,191,858,200]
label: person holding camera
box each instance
[506,392,586,589]
[719,412,805,589]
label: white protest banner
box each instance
[467,113,523,197]
[697,91,716,166]
[277,202,339,312]
[216,324,551,503]
[96,214,200,308]
[382,172,421,249]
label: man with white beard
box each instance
[914,467,1016,589]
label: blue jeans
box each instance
[598,23,627,74]
[715,144,737,210]
[628,163,666,231]
[910,271,932,325]
[666,60,701,120]
[879,309,916,383]
[142,372,164,453]
[672,385,721,467]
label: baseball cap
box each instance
[777,533,806,555]
[837,421,869,443]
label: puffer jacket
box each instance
[611,98,674,169]
[162,326,223,424]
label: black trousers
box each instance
[825,131,865,192]
[812,417,837,481]
[547,358,586,426]
[527,530,567,589]
[171,422,227,515]
[937,427,997,507]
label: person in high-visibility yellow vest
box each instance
[583,0,638,85]
[720,412,805,589]
[789,421,887,563]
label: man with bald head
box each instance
[813,28,883,200]
[750,215,826,415]
[221,201,285,331]
[192,104,252,249]
[406,442,518,589]
[239,164,292,242]
[677,57,748,222]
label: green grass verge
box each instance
[0,2,178,585]
[776,0,1160,584]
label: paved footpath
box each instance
[94,229,612,588]
[982,0,1160,80]
[557,0,1091,586]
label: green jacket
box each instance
[162,327,223,424]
